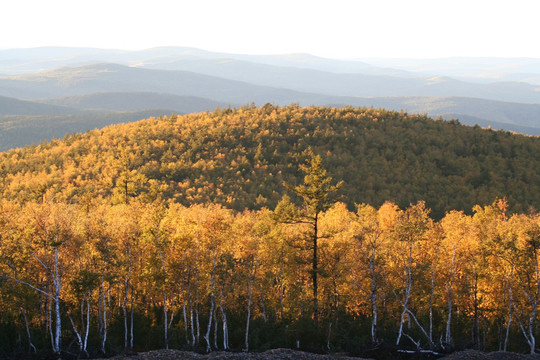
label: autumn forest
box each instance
[0,105,539,357]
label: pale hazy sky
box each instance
[2,0,539,59]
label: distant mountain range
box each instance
[38,92,226,113]
[0,47,539,151]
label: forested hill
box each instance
[0,104,538,218]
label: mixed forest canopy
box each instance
[0,104,538,218]
[0,105,540,357]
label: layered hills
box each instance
[0,47,539,152]
[1,105,538,219]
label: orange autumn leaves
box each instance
[1,196,538,353]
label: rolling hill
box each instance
[0,95,81,115]
[37,92,228,112]
[1,105,538,219]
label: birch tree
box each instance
[351,202,396,344]
[108,202,142,351]
[506,213,540,354]
[2,201,77,354]
[389,201,434,348]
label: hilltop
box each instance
[0,105,538,218]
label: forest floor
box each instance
[91,348,540,360]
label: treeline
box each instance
[0,194,539,356]
[0,105,538,218]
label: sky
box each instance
[2,0,540,59]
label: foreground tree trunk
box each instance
[219,286,229,350]
[245,258,254,352]
[504,271,514,352]
[203,257,216,352]
[99,278,108,354]
[19,307,37,353]
[52,248,62,354]
[9,248,64,354]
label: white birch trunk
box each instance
[182,292,189,346]
[52,248,62,354]
[222,310,229,350]
[203,294,214,352]
[513,257,539,354]
[259,283,267,323]
[195,276,200,346]
[123,277,129,350]
[84,296,90,354]
[219,285,229,350]
[327,279,339,350]
[245,259,254,352]
[504,271,513,352]
[396,245,413,346]
[157,246,170,349]
[69,314,83,354]
[195,303,200,346]
[396,295,409,346]
[100,281,108,354]
[48,294,54,352]
[163,291,169,349]
[369,244,378,344]
[445,247,456,347]
[203,257,216,352]
[69,295,90,356]
[429,253,438,346]
[278,266,284,320]
[213,308,218,350]
[190,301,196,346]
[130,285,134,351]
[530,249,540,354]
[8,251,62,355]
[19,307,37,353]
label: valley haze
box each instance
[0,46,539,151]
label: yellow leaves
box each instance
[1,191,539,351]
[441,210,471,249]
[509,213,540,254]
[320,202,356,245]
[377,201,399,231]
[319,202,355,276]
[355,203,378,235]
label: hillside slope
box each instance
[37,92,228,112]
[1,105,538,218]
[0,95,81,115]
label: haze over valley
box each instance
[0,46,539,151]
